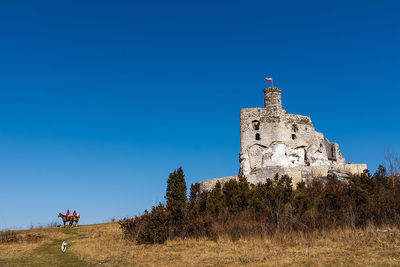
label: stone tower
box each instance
[264,87,284,116]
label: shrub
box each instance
[120,165,400,244]
[0,231,18,243]
[119,204,169,244]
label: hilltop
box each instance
[1,222,400,266]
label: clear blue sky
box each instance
[1,0,399,229]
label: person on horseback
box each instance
[73,210,77,218]
[66,209,70,217]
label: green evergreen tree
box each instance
[166,167,187,210]
[206,181,225,216]
[223,175,249,213]
[188,183,201,216]
[165,167,187,239]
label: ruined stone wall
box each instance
[199,175,239,192]
[239,87,345,175]
[243,164,367,188]
[198,86,366,192]
[200,163,368,192]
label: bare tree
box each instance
[384,150,400,190]
[384,150,400,176]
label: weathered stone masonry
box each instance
[200,87,367,191]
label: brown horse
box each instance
[72,214,80,226]
[58,213,74,228]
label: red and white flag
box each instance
[265,77,273,82]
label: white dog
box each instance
[61,241,67,253]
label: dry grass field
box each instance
[0,227,67,260]
[1,222,400,266]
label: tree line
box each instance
[119,165,400,244]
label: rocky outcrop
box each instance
[327,168,352,182]
[240,140,342,174]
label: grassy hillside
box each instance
[1,223,400,266]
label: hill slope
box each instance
[1,223,400,266]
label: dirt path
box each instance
[3,229,90,266]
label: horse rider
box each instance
[73,210,77,218]
[66,209,70,217]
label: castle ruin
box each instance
[200,87,367,191]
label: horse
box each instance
[58,213,74,228]
[72,214,80,226]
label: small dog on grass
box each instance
[61,241,67,253]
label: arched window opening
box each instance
[252,120,260,130]
[292,124,298,132]
[255,133,261,140]
[291,134,297,140]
